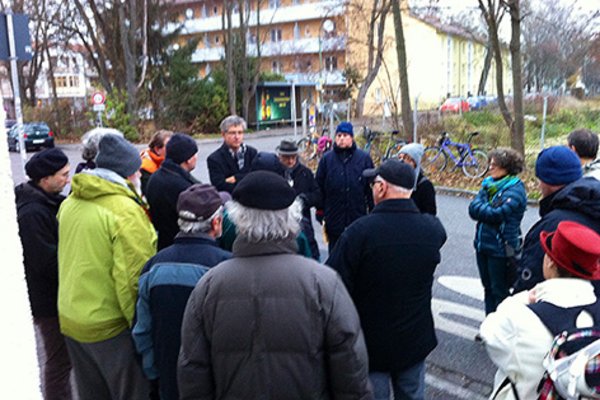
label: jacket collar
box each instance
[371,198,420,214]
[161,158,198,184]
[232,236,298,257]
[219,142,240,171]
[174,231,219,245]
[15,181,65,209]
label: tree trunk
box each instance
[507,0,525,155]
[391,0,413,141]
[118,2,137,117]
[480,0,513,133]
[477,43,493,95]
[355,0,390,118]
[44,32,61,135]
[224,1,237,115]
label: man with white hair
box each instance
[327,159,447,400]
[207,115,257,193]
[178,170,372,399]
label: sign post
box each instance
[91,91,106,127]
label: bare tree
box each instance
[522,1,599,92]
[350,0,392,118]
[505,0,524,154]
[391,0,413,140]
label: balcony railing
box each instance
[166,0,346,35]
[191,35,346,63]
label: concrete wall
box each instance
[0,98,41,396]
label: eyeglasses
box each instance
[370,179,384,189]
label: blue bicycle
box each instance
[422,131,489,178]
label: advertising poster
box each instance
[257,86,292,122]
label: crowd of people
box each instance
[13,115,600,400]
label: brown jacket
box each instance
[178,237,372,400]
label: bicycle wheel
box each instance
[422,147,447,174]
[462,149,489,178]
[383,141,406,161]
[297,138,316,161]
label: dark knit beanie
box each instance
[232,171,295,210]
[166,133,198,164]
[535,146,582,185]
[25,148,69,181]
[336,121,354,137]
[96,134,141,178]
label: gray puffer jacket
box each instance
[178,237,372,400]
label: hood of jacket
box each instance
[550,177,600,220]
[71,169,141,203]
[15,181,64,212]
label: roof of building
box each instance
[409,12,487,45]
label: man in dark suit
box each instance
[327,160,447,400]
[207,115,257,193]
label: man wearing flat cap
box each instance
[178,171,372,399]
[327,159,447,400]
[513,145,600,292]
[277,139,322,259]
[58,133,157,399]
[133,184,231,400]
[15,147,72,399]
[146,132,200,250]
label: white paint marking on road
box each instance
[438,275,484,301]
[432,298,486,341]
[426,373,489,400]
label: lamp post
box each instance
[318,18,334,112]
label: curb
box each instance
[435,185,540,206]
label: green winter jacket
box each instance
[58,171,157,343]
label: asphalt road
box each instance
[8,134,540,399]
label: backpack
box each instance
[529,301,600,400]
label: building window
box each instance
[213,6,218,15]
[325,56,337,71]
[293,23,300,40]
[204,34,210,48]
[269,0,281,8]
[270,28,282,43]
[272,61,282,74]
[55,76,66,88]
[305,26,310,37]
[206,63,211,75]
[201,4,207,18]
[248,33,257,44]
[215,35,220,44]
[185,8,194,19]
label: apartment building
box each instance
[166,0,513,115]
[167,0,347,100]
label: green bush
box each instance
[103,89,139,141]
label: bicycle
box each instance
[421,131,489,178]
[361,127,407,165]
[297,127,333,169]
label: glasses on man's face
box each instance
[225,130,244,136]
[370,180,384,189]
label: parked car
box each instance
[7,122,54,152]
[440,97,470,113]
[466,96,488,110]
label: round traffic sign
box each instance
[91,92,106,105]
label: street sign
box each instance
[91,92,106,105]
[92,104,105,112]
[0,13,32,61]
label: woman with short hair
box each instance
[469,148,527,315]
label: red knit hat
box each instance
[540,221,600,280]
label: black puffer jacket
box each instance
[15,182,65,318]
[316,143,374,237]
[146,158,199,250]
[514,177,600,292]
[178,238,372,400]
